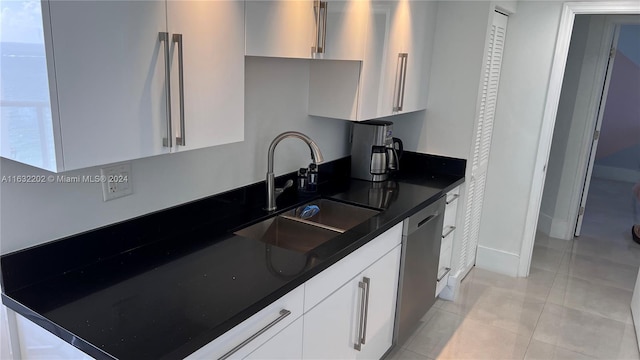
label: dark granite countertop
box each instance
[1,153,465,360]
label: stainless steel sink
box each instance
[234,216,340,253]
[234,199,379,253]
[281,199,380,233]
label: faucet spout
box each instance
[266,131,324,211]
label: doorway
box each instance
[537,17,640,243]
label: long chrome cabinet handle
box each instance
[172,33,186,146]
[354,277,371,350]
[313,1,327,54]
[437,267,452,282]
[393,53,408,111]
[320,1,327,53]
[218,309,291,360]
[361,276,371,346]
[446,193,460,205]
[442,226,456,239]
[313,0,321,53]
[159,32,173,148]
[398,53,408,112]
[354,280,366,351]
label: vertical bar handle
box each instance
[361,276,371,345]
[313,0,321,53]
[159,32,172,148]
[393,53,407,112]
[354,277,371,350]
[398,53,408,112]
[354,280,366,351]
[320,1,328,53]
[172,34,186,146]
[313,1,327,54]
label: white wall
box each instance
[477,1,566,271]
[0,57,351,255]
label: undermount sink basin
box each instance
[234,199,380,253]
[281,199,380,233]
[234,216,339,253]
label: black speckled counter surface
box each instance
[1,152,465,360]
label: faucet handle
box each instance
[276,179,294,196]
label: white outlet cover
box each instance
[101,162,133,201]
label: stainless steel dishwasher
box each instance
[394,196,445,346]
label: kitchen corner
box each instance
[1,153,464,359]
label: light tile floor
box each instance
[389,178,640,359]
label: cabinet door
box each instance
[245,317,303,360]
[316,0,367,61]
[245,0,316,59]
[48,0,170,170]
[166,0,244,152]
[400,1,436,114]
[246,0,366,60]
[356,245,401,360]
[303,245,401,360]
[303,273,358,360]
[379,1,405,117]
[356,1,395,120]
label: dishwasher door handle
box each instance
[417,214,438,229]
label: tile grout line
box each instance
[520,237,571,359]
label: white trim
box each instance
[518,1,640,277]
[550,218,572,240]
[476,245,520,277]
[537,211,574,240]
[537,212,553,236]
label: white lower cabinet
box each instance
[303,245,401,360]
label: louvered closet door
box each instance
[458,11,508,278]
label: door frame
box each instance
[518,1,640,277]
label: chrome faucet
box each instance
[266,131,324,211]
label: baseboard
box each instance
[475,245,520,277]
[592,165,640,183]
[537,212,552,236]
[550,218,572,240]
[537,211,573,240]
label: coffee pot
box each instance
[351,121,403,182]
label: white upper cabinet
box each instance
[0,0,244,172]
[308,0,437,121]
[245,0,367,60]
[166,0,244,153]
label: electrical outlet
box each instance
[101,162,133,201]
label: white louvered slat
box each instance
[457,11,508,278]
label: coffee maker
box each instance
[351,120,403,182]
